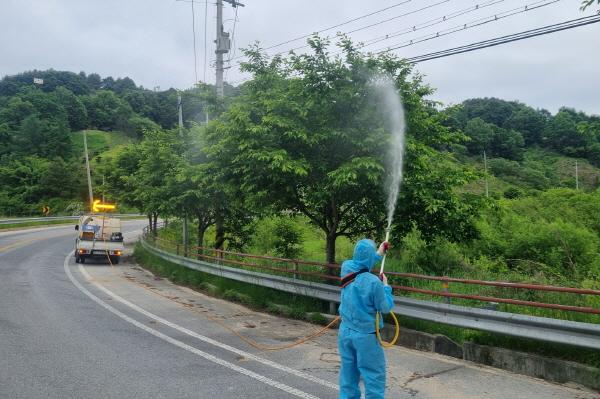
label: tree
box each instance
[19,87,69,124]
[133,129,186,232]
[14,115,72,158]
[54,86,88,131]
[463,117,494,155]
[545,110,589,154]
[87,73,102,90]
[504,106,547,146]
[207,36,478,264]
[581,0,599,10]
[490,127,524,161]
[82,90,134,131]
[170,162,217,250]
[0,97,35,129]
[458,98,519,127]
[99,143,145,212]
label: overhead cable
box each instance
[404,14,600,63]
[374,0,561,54]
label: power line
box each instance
[225,6,239,81]
[374,0,561,54]
[203,0,208,82]
[268,0,451,59]
[191,0,199,84]
[228,13,600,86]
[360,0,504,49]
[258,0,414,53]
[405,14,600,63]
[231,0,451,67]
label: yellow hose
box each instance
[375,311,400,348]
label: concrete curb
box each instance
[463,342,600,391]
[379,322,600,392]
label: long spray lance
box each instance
[379,227,391,277]
[375,226,399,347]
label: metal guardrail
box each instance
[0,214,144,225]
[150,235,600,315]
[141,237,600,350]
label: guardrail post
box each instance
[442,279,451,304]
[329,301,337,315]
[293,261,298,279]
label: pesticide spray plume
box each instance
[370,74,406,275]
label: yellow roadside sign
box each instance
[92,200,116,213]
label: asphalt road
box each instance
[1,222,598,399]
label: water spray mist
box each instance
[371,75,406,275]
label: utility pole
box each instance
[483,150,489,198]
[215,0,244,97]
[83,131,94,212]
[178,93,189,257]
[178,93,184,135]
[575,160,579,190]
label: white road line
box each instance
[63,252,322,399]
[75,257,339,391]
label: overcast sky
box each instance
[1,0,598,114]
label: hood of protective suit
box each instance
[346,239,380,272]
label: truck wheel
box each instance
[80,256,86,264]
[110,256,120,265]
[75,255,80,263]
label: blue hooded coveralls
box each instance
[338,239,394,399]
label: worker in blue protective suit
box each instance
[338,239,394,399]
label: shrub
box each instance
[395,227,466,275]
[273,217,303,259]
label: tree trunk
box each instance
[325,195,339,276]
[214,211,225,251]
[197,221,206,258]
[152,212,158,234]
[147,214,153,234]
[325,232,337,276]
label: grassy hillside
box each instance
[71,130,133,157]
[462,148,600,198]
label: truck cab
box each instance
[75,214,124,264]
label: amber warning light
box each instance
[92,200,116,213]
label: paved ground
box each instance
[0,222,598,399]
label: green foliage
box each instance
[0,156,82,215]
[448,98,600,167]
[82,90,134,132]
[0,69,224,216]
[392,227,466,275]
[54,86,88,131]
[15,115,73,158]
[272,217,303,259]
[487,157,552,190]
[470,194,600,280]
[207,36,478,262]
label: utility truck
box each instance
[75,215,123,264]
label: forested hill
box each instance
[443,97,600,196]
[0,69,231,216]
[1,69,599,217]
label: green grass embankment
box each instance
[134,242,331,323]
